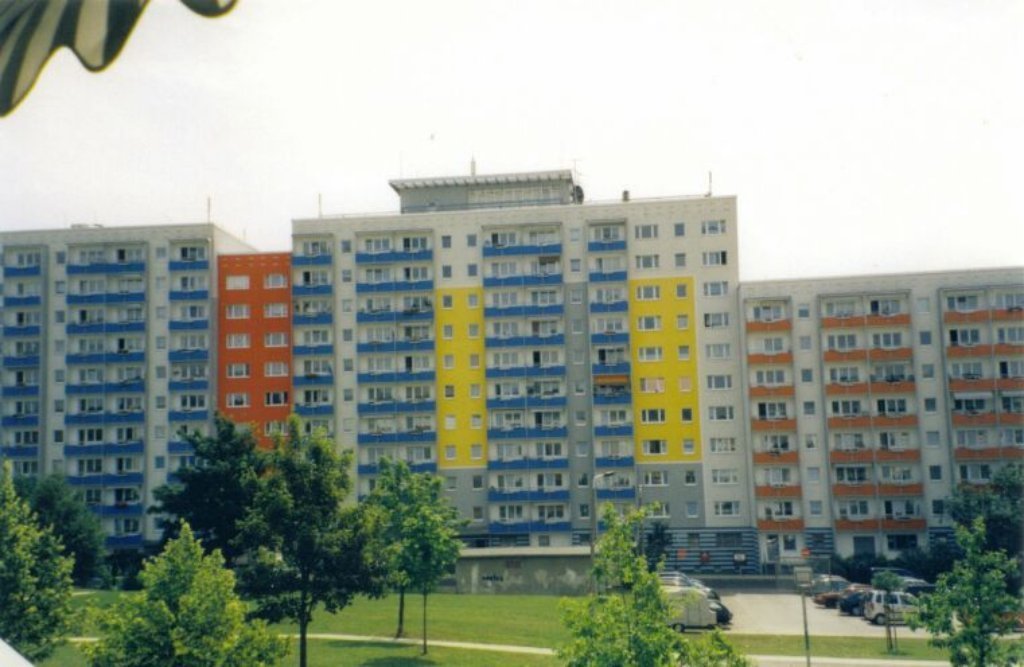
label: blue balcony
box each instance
[63,441,145,457]
[1,414,39,427]
[292,284,333,297]
[169,289,209,301]
[106,534,145,548]
[587,240,627,253]
[596,455,635,468]
[293,375,334,387]
[355,249,433,264]
[485,334,565,348]
[0,445,39,458]
[4,354,41,367]
[293,344,334,356]
[68,472,145,486]
[65,321,145,334]
[66,381,145,394]
[482,274,563,288]
[356,340,433,353]
[168,380,209,392]
[169,259,209,271]
[357,309,433,323]
[597,487,637,500]
[65,293,105,305]
[593,392,632,405]
[3,264,41,277]
[356,371,435,384]
[295,404,334,417]
[357,430,436,445]
[65,323,105,335]
[169,319,209,331]
[168,349,208,362]
[292,254,333,266]
[104,292,146,304]
[484,304,564,319]
[168,441,195,454]
[357,400,435,414]
[358,461,438,475]
[65,353,105,365]
[595,424,634,437]
[485,365,566,379]
[591,332,629,345]
[65,412,145,425]
[92,503,145,517]
[590,301,628,313]
[104,351,145,364]
[356,280,434,294]
[483,243,562,257]
[1,385,39,397]
[67,261,145,275]
[293,312,333,326]
[169,410,210,422]
[588,270,628,283]
[489,520,571,534]
[487,426,567,440]
[487,488,570,502]
[486,396,567,409]
[592,362,631,376]
[3,295,41,307]
[487,457,569,471]
[1,325,41,337]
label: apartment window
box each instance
[799,335,812,350]
[677,345,690,360]
[442,325,453,339]
[468,293,479,308]
[264,303,288,318]
[226,363,249,378]
[226,334,249,349]
[708,406,734,421]
[634,224,658,239]
[674,222,686,236]
[641,408,665,424]
[704,312,729,328]
[441,265,452,278]
[800,368,813,383]
[264,273,287,288]
[803,401,816,416]
[711,469,738,485]
[635,254,659,269]
[674,253,686,268]
[675,283,688,298]
[265,362,288,377]
[702,251,727,266]
[638,346,662,362]
[703,281,729,297]
[265,391,289,406]
[642,440,667,455]
[226,275,249,290]
[264,332,287,347]
[706,375,732,390]
[702,220,726,235]
[226,393,249,408]
[445,445,456,460]
[635,285,660,300]
[226,304,249,319]
[637,315,661,331]
[710,437,736,453]
[680,408,693,422]
[706,343,730,359]
[919,331,932,345]
[467,233,477,247]
[441,235,452,249]
[714,501,740,517]
[924,398,937,413]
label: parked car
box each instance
[708,598,732,625]
[819,583,870,610]
[810,574,850,598]
[902,580,936,597]
[664,586,720,632]
[837,587,872,616]
[863,590,918,625]
[658,571,720,600]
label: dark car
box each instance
[708,599,732,625]
[838,588,871,616]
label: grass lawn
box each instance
[727,634,949,662]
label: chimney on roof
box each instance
[622,190,630,202]
[470,157,477,176]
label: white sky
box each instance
[1,0,1021,281]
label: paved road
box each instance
[720,592,931,638]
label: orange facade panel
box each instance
[218,253,293,447]
[868,347,913,361]
[992,308,1024,322]
[996,378,1024,391]
[749,384,795,398]
[835,519,880,532]
[746,319,792,333]
[832,483,877,497]
[755,485,802,499]
[873,414,918,428]
[869,380,916,394]
[751,418,797,432]
[828,415,873,429]
[830,449,920,464]
[952,412,998,427]
[747,352,793,365]
[954,446,1024,461]
[823,349,868,362]
[752,450,800,465]
[822,316,865,329]
[757,518,805,532]
[877,483,923,496]
[944,310,991,324]
[865,313,911,328]
[949,378,997,392]
[1003,413,1024,426]
[825,382,869,396]
[947,344,994,358]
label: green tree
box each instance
[365,458,416,638]
[947,465,1023,586]
[560,505,749,666]
[909,517,1024,667]
[16,474,105,585]
[237,418,387,667]
[0,462,74,662]
[644,521,672,572]
[871,570,904,653]
[150,414,267,565]
[86,522,286,667]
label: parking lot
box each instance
[718,592,930,638]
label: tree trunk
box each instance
[396,585,405,638]
[299,615,308,667]
[421,590,428,655]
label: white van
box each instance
[863,590,918,625]
[664,585,719,632]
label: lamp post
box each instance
[589,470,616,592]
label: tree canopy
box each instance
[947,464,1023,586]
[86,523,286,667]
[237,418,387,667]
[0,462,74,662]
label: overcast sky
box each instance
[1,0,1021,281]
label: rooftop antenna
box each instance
[206,196,212,223]
[470,156,477,176]
[318,193,323,218]
[571,158,582,182]
[706,171,713,197]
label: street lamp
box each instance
[589,470,616,592]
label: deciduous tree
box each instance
[0,462,74,662]
[909,517,1024,667]
[237,418,387,667]
[871,570,904,653]
[947,465,1023,587]
[86,522,286,667]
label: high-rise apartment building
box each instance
[0,224,253,547]
[2,170,1021,569]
